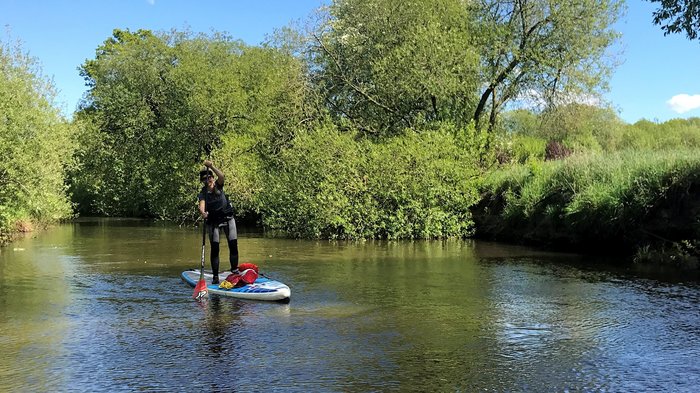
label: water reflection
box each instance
[201,297,251,357]
[0,219,698,392]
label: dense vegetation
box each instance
[0,39,76,243]
[2,0,699,266]
[480,105,700,266]
[475,149,700,266]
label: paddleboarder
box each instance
[198,160,239,284]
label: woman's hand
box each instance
[203,159,213,168]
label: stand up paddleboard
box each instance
[181,269,291,303]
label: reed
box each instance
[475,149,700,262]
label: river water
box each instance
[0,218,698,392]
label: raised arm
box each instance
[204,160,225,186]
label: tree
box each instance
[647,0,700,40]
[73,29,309,219]
[75,29,189,217]
[308,0,480,136]
[538,103,625,152]
[472,0,624,131]
[307,0,623,135]
[0,37,75,240]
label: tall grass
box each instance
[476,149,700,255]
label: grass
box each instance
[474,149,700,263]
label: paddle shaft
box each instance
[193,155,211,299]
[200,212,206,272]
[199,166,208,279]
[193,144,213,300]
[199,145,212,275]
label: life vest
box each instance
[219,263,259,288]
[238,262,259,273]
[200,184,234,225]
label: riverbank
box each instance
[472,149,700,270]
[4,146,699,272]
[0,220,35,247]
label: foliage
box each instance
[0,37,75,243]
[307,0,624,135]
[493,107,700,164]
[472,0,624,130]
[538,103,626,151]
[308,0,480,136]
[617,117,700,150]
[73,26,492,240]
[647,0,700,40]
[544,140,573,160]
[256,120,485,239]
[634,241,699,269]
[492,110,545,163]
[498,109,541,136]
[476,150,700,254]
[493,133,546,164]
[72,29,310,220]
[2,0,699,262]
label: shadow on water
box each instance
[0,218,698,392]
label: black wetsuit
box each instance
[198,183,238,278]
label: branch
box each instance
[312,33,397,115]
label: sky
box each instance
[1,0,699,124]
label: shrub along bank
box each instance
[0,40,76,244]
[473,149,700,268]
[216,121,488,240]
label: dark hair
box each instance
[199,169,214,181]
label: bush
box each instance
[475,149,700,255]
[617,118,700,150]
[70,29,309,221]
[254,121,484,239]
[0,38,76,243]
[544,140,572,160]
[493,134,547,164]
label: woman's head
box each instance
[199,169,213,182]
[199,169,215,189]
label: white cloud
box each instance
[146,0,155,5]
[667,94,700,114]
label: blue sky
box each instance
[1,0,699,124]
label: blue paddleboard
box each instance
[181,269,291,303]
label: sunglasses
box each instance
[201,175,214,182]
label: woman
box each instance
[198,160,238,284]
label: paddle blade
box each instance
[193,278,208,300]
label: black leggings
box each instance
[207,217,238,276]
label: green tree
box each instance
[258,120,484,239]
[647,0,700,40]
[493,110,547,163]
[308,0,480,136]
[498,109,541,135]
[619,117,700,150]
[538,103,625,152]
[307,0,623,135]
[0,37,75,242]
[473,0,624,131]
[73,29,309,219]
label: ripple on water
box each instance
[3,227,700,392]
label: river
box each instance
[0,218,698,392]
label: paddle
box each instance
[192,212,208,300]
[193,156,211,301]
